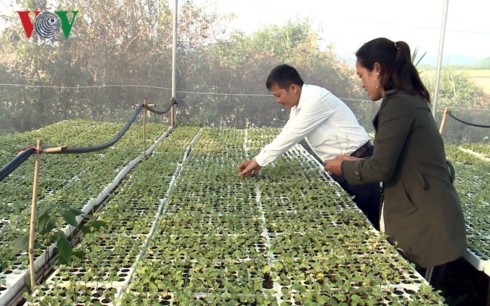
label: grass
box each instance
[420,69,490,95]
[465,70,490,95]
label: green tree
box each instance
[177,18,362,128]
[0,1,361,130]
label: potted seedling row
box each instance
[0,125,454,305]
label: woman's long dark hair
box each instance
[356,37,431,103]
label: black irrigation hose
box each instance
[46,103,144,154]
[447,110,490,128]
[0,104,144,182]
[145,97,177,115]
[0,147,36,182]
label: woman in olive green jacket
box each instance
[325,37,466,286]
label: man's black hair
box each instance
[266,64,304,90]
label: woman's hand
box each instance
[324,155,360,176]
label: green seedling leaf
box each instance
[273,261,284,272]
[61,210,79,227]
[149,282,158,292]
[292,284,306,293]
[62,205,88,227]
[38,204,52,217]
[72,250,85,260]
[38,210,56,234]
[317,296,328,304]
[262,265,271,274]
[54,230,73,264]
[81,220,107,234]
[10,233,30,256]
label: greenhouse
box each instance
[0,1,489,306]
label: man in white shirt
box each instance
[237,64,381,229]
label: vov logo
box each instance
[17,10,79,39]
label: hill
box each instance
[420,55,490,69]
[474,57,490,69]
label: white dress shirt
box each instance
[255,84,370,166]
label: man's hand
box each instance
[237,159,262,179]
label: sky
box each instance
[204,0,490,63]
[1,0,489,63]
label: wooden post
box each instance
[439,105,449,134]
[143,98,148,157]
[28,139,42,291]
[170,98,176,129]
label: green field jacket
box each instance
[342,89,467,268]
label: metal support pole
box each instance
[28,139,42,291]
[432,0,450,122]
[170,0,178,128]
